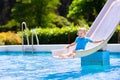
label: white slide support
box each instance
[52,0,120,58]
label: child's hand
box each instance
[66,45,69,48]
[64,45,70,48]
[101,39,105,42]
[93,39,105,43]
[99,39,105,43]
[64,42,75,48]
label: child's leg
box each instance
[58,54,66,58]
[67,52,75,57]
[67,50,76,57]
[58,50,76,58]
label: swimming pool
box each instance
[0,51,120,80]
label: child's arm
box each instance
[66,42,76,48]
[92,40,104,43]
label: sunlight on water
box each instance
[0,52,120,80]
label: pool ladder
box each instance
[21,22,39,53]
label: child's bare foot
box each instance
[67,53,75,57]
[58,55,67,58]
[58,53,75,58]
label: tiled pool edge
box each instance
[0,45,65,52]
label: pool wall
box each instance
[0,44,120,52]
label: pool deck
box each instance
[0,44,120,52]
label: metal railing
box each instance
[31,29,39,45]
[21,22,39,53]
[22,22,30,45]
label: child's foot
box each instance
[58,55,67,58]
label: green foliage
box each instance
[11,0,60,29]
[0,19,20,32]
[51,16,71,28]
[37,27,77,44]
[117,25,120,31]
[67,0,106,23]
[18,25,89,44]
[0,31,22,45]
[18,24,120,44]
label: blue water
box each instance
[0,51,120,80]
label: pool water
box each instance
[0,52,120,80]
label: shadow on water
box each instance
[43,69,109,80]
[42,52,120,80]
[41,63,120,80]
[43,71,84,80]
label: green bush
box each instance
[18,26,84,44]
[18,25,120,44]
[37,27,77,44]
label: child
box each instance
[58,27,104,58]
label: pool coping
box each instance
[0,44,120,52]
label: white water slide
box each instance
[52,0,120,58]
